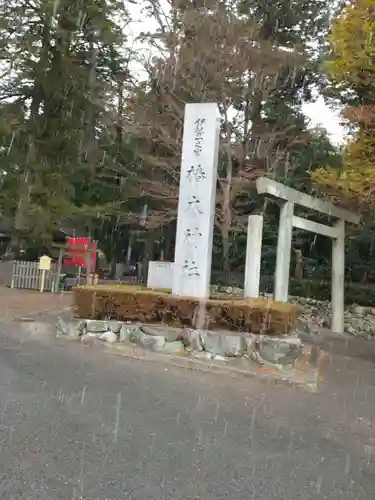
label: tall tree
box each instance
[131,0,330,271]
[313,0,375,210]
[0,0,134,251]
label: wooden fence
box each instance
[10,260,58,292]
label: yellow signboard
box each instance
[39,255,52,271]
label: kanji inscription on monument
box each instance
[173,103,220,298]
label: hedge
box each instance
[73,285,300,335]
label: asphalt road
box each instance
[0,323,375,499]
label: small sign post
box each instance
[39,255,52,293]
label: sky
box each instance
[303,97,345,145]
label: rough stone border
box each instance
[12,316,323,394]
[104,343,324,393]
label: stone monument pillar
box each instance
[172,103,220,298]
[331,220,345,333]
[274,201,294,301]
[244,214,263,298]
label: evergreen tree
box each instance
[0,0,134,250]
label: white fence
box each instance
[10,260,58,291]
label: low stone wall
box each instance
[292,296,375,338]
[56,317,302,366]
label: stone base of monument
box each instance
[73,284,300,336]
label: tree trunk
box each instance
[164,221,176,260]
[221,226,230,276]
[13,97,38,257]
[126,233,133,264]
[12,21,50,255]
[141,230,155,284]
[294,249,303,279]
[221,131,234,278]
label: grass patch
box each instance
[73,284,300,335]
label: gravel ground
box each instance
[0,287,72,320]
[0,321,374,499]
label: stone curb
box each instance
[12,316,322,393]
[104,343,322,393]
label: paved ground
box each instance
[0,287,72,320]
[0,323,375,499]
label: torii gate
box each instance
[244,177,361,334]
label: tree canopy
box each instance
[2,0,371,280]
[313,0,375,210]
